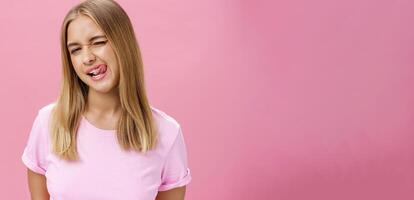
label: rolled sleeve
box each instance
[158,126,192,191]
[21,112,48,175]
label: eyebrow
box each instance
[67,35,107,48]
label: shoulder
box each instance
[28,102,57,141]
[37,102,56,121]
[28,102,57,133]
[150,106,181,129]
[149,106,183,151]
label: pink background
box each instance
[1,0,413,199]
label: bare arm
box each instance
[27,168,50,200]
[155,186,186,200]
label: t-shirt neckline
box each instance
[81,115,117,133]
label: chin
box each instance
[87,82,115,93]
[92,87,116,94]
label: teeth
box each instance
[91,69,99,75]
[87,65,106,77]
[87,68,100,77]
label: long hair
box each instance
[50,0,158,161]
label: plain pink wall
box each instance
[1,0,413,199]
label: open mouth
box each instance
[87,65,108,81]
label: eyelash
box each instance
[70,41,107,54]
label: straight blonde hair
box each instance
[50,0,158,161]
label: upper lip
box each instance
[85,64,105,74]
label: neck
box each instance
[85,88,121,117]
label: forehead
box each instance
[67,15,105,44]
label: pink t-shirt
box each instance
[21,103,191,200]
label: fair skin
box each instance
[27,15,186,200]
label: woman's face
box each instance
[66,15,120,94]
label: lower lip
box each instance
[90,66,108,81]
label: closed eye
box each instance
[69,40,107,54]
[93,40,107,46]
[70,48,80,54]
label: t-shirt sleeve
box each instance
[158,126,192,191]
[21,111,49,175]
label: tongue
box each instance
[97,65,107,75]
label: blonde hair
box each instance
[50,0,158,161]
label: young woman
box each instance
[21,0,191,199]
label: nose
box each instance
[82,48,96,65]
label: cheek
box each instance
[102,49,119,74]
[100,45,117,62]
[70,59,83,75]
